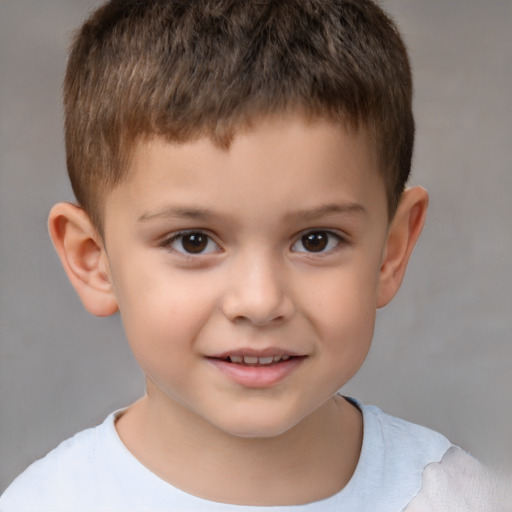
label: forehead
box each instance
[104,115,386,226]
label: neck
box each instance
[116,391,362,506]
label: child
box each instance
[0,0,500,510]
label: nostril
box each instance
[232,314,287,327]
[221,286,295,326]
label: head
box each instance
[50,0,427,440]
[64,0,414,232]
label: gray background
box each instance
[1,0,511,493]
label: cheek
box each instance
[311,285,376,391]
[303,264,378,351]
[111,260,216,356]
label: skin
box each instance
[49,114,428,505]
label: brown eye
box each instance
[181,233,207,253]
[292,230,342,253]
[302,232,329,252]
[169,231,219,255]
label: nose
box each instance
[221,253,295,326]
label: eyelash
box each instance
[290,230,345,254]
[161,229,346,256]
[161,230,221,256]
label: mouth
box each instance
[218,354,294,366]
[206,352,305,387]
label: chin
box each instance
[223,424,294,440]
[210,410,305,440]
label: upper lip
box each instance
[207,347,303,359]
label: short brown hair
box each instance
[64,0,414,231]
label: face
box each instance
[101,115,390,438]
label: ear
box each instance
[48,202,118,317]
[376,186,429,308]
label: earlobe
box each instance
[376,187,429,308]
[48,202,118,317]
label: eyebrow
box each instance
[284,202,367,222]
[137,206,219,223]
[137,201,367,224]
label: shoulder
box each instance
[340,400,454,511]
[355,402,510,512]
[405,446,512,512]
[358,402,453,467]
[0,414,113,512]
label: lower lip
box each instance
[207,357,305,388]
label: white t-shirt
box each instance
[0,401,498,511]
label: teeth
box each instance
[227,355,292,365]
